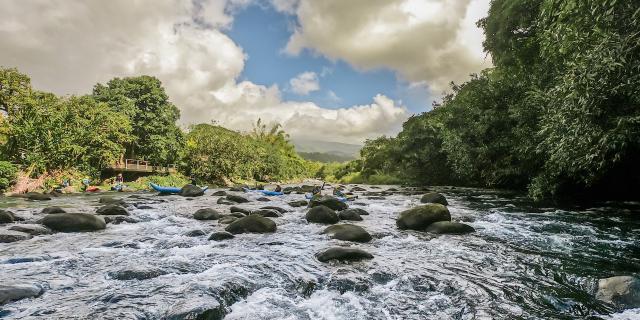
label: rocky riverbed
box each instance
[0,185,638,319]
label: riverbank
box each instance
[0,185,638,319]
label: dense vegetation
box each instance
[298,152,355,163]
[333,0,640,200]
[0,69,316,191]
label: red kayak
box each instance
[86,186,100,192]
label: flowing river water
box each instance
[0,185,638,319]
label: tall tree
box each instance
[92,76,184,165]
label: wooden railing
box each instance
[107,159,176,173]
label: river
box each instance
[0,186,638,319]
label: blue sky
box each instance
[226,2,432,114]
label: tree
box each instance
[92,76,184,165]
[0,67,32,116]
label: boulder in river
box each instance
[316,247,374,262]
[104,216,139,225]
[227,212,246,218]
[193,208,221,220]
[41,213,106,232]
[225,215,276,234]
[179,184,205,197]
[0,210,14,224]
[420,192,448,206]
[230,206,251,215]
[425,221,475,234]
[108,268,167,280]
[184,229,206,237]
[9,224,53,236]
[260,206,287,214]
[96,204,129,216]
[99,196,126,205]
[309,195,348,211]
[396,204,451,230]
[251,209,281,218]
[41,206,67,214]
[0,230,32,243]
[322,224,372,243]
[256,197,270,202]
[218,216,238,224]
[0,283,43,304]
[217,198,235,205]
[351,186,367,192]
[209,231,235,241]
[338,209,364,221]
[226,194,250,203]
[288,200,308,207]
[596,276,640,308]
[306,205,339,224]
[211,190,227,196]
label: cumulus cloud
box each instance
[289,71,320,95]
[281,0,491,92]
[0,0,407,143]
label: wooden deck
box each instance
[106,159,177,173]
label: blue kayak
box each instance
[243,188,283,196]
[150,183,208,194]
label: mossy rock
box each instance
[396,204,450,230]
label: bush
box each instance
[0,161,17,190]
[127,174,191,191]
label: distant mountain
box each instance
[292,139,361,162]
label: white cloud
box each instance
[0,0,408,143]
[283,0,491,92]
[289,71,320,95]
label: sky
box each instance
[0,0,491,144]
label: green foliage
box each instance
[0,161,17,190]
[182,122,312,184]
[350,0,640,200]
[93,76,184,165]
[0,67,32,116]
[3,89,132,175]
[298,152,354,163]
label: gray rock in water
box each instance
[211,190,227,196]
[184,229,206,237]
[230,206,251,215]
[227,212,246,218]
[316,247,373,262]
[338,209,364,221]
[0,283,43,304]
[25,193,51,201]
[41,206,67,214]
[0,230,32,243]
[108,268,167,280]
[226,194,250,203]
[9,224,53,236]
[208,231,235,241]
[217,198,235,205]
[306,205,339,224]
[425,221,475,234]
[225,215,276,234]
[96,204,129,216]
[396,204,451,231]
[179,184,205,197]
[345,208,369,215]
[351,186,367,192]
[309,195,348,211]
[596,276,640,308]
[260,206,287,214]
[323,224,372,242]
[103,216,139,224]
[218,216,238,224]
[164,300,225,320]
[288,200,308,207]
[99,196,125,205]
[0,210,14,224]
[256,197,271,202]
[420,192,448,206]
[41,213,106,232]
[251,209,281,218]
[193,208,221,220]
